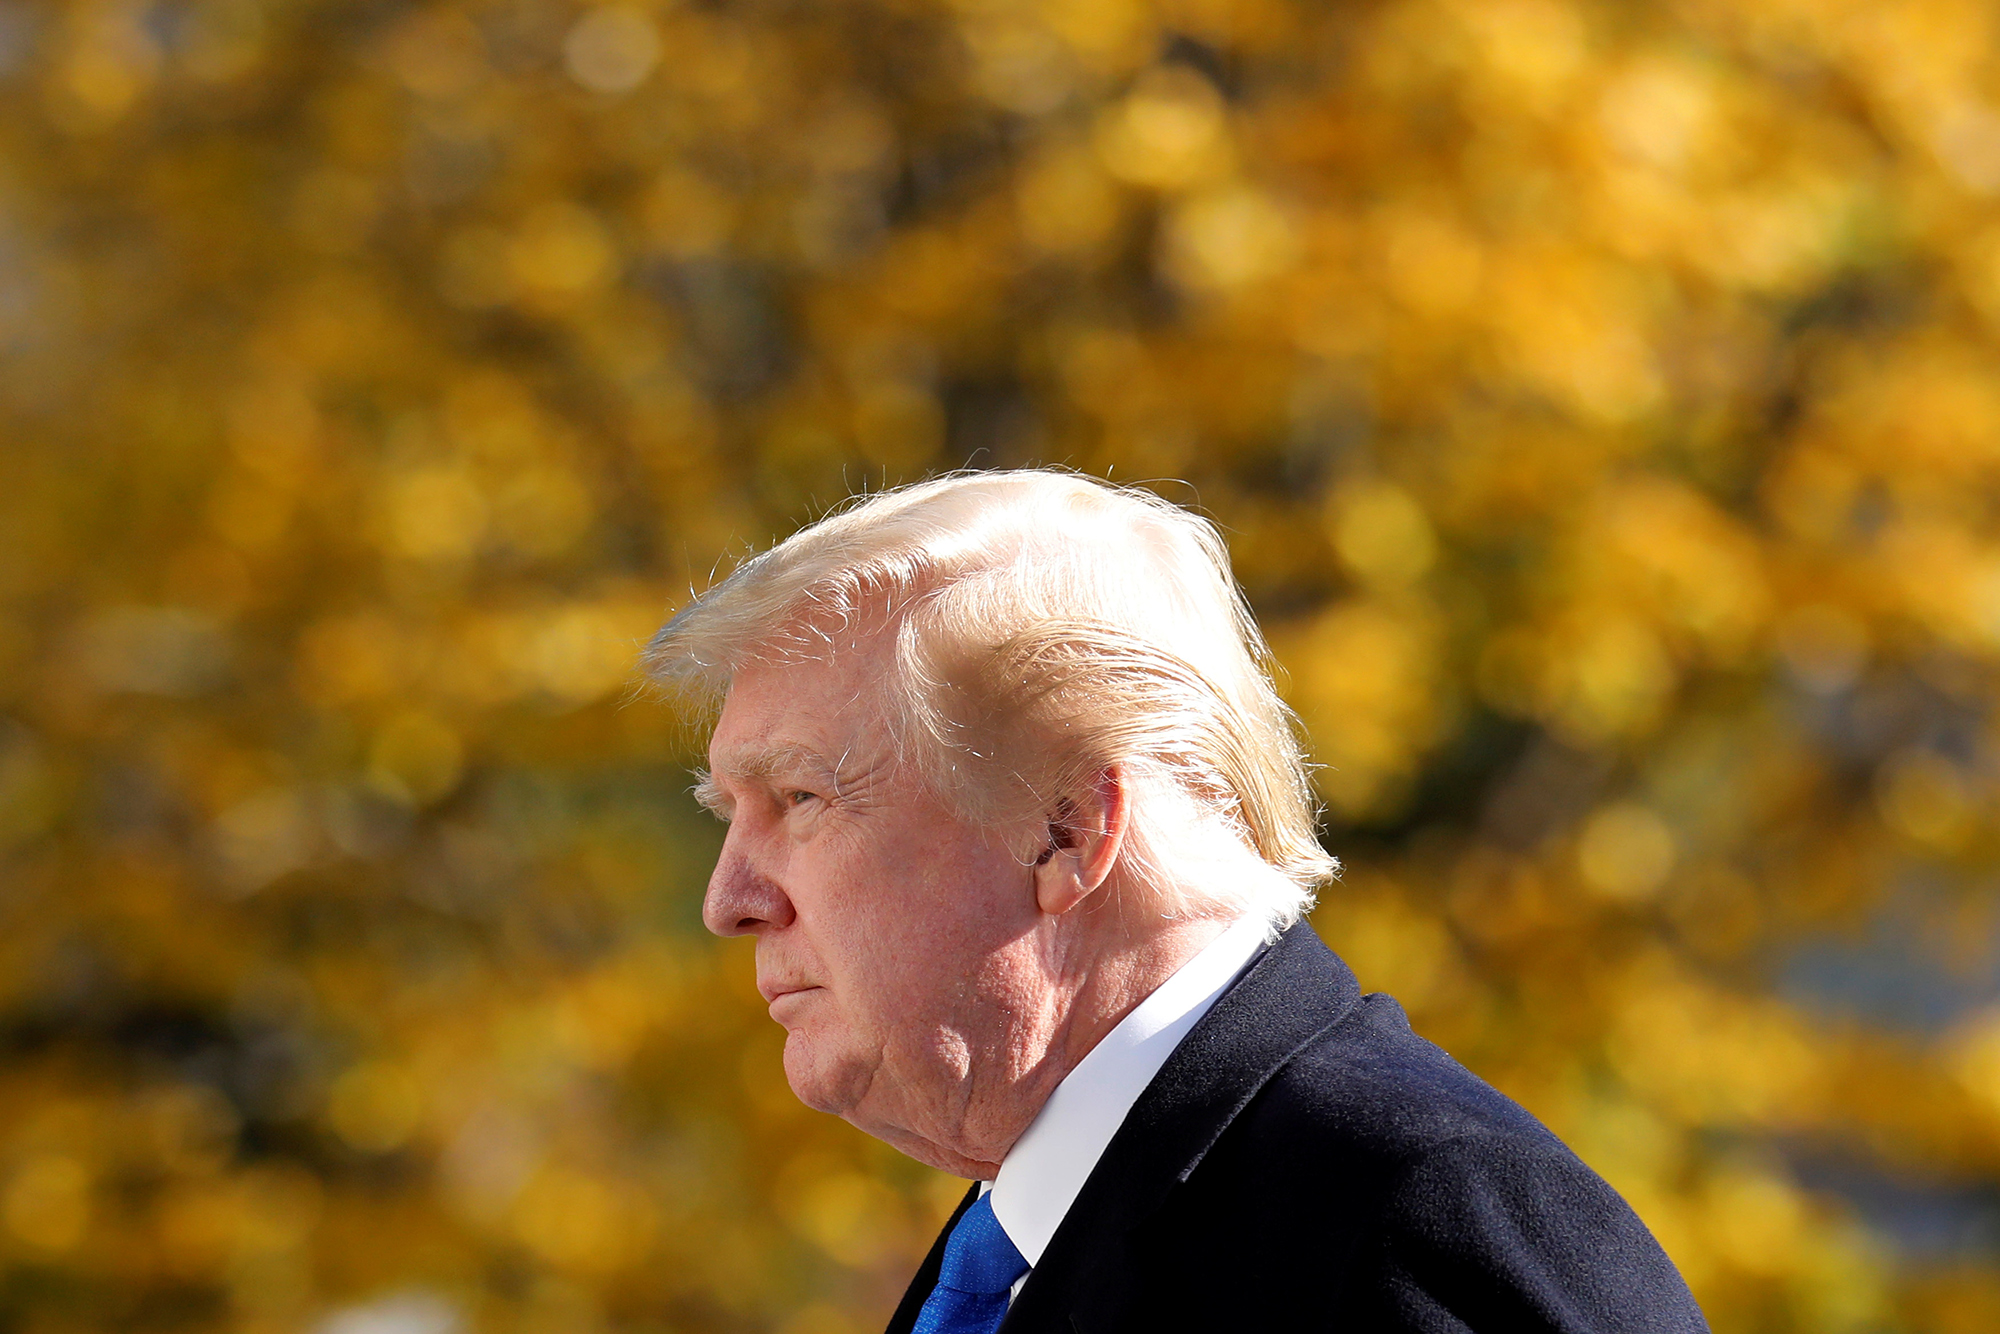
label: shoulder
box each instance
[1186,989,1570,1214]
[1251,991,1561,1165]
[1172,991,1709,1331]
[1155,926,1572,1193]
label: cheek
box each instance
[809,808,1030,1013]
[872,865,1031,1007]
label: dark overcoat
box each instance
[885,923,1709,1333]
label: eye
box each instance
[784,789,817,808]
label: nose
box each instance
[701,826,796,937]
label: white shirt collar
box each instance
[987,914,1269,1265]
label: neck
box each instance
[903,902,1234,1180]
[1042,911,1231,1086]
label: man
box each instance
[647,471,1707,1332]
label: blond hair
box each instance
[645,471,1334,931]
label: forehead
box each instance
[705,641,893,774]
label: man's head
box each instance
[647,471,1335,1170]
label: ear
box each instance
[1033,766,1129,916]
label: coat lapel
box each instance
[999,922,1361,1333]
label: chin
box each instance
[781,1033,866,1115]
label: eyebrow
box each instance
[690,770,727,817]
[693,742,842,818]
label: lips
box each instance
[759,980,820,1004]
[763,985,822,1026]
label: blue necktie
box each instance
[912,1192,1029,1334]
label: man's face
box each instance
[697,629,1047,1173]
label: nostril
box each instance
[702,856,793,937]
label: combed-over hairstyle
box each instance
[645,470,1335,932]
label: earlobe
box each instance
[1032,851,1090,915]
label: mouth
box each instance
[764,985,822,1023]
[759,981,821,1004]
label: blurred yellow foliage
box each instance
[6,0,2000,1329]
